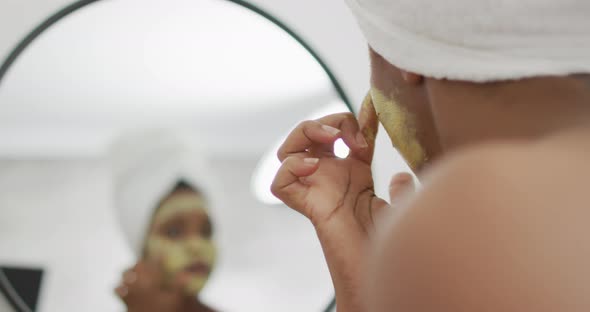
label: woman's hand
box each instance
[271,95,392,311]
[115,260,188,312]
[271,95,386,233]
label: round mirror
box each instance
[0,0,353,311]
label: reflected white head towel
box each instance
[344,0,590,82]
[109,128,218,256]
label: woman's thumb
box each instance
[389,172,415,208]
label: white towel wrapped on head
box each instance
[345,0,590,82]
[109,128,219,257]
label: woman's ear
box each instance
[401,70,424,85]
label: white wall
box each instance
[0,156,333,312]
[0,0,370,110]
[0,159,132,311]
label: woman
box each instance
[111,129,218,312]
[272,0,590,311]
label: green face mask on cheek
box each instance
[146,236,217,294]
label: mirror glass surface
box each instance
[0,0,351,311]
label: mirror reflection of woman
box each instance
[110,129,218,312]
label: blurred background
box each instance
[0,0,410,311]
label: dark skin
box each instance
[365,48,590,312]
[273,46,590,312]
[369,48,590,162]
[116,260,215,312]
[369,49,443,170]
[116,189,216,312]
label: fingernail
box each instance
[356,132,369,148]
[304,158,319,165]
[117,286,128,297]
[390,173,412,188]
[321,125,340,136]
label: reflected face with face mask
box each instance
[143,181,217,295]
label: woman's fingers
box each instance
[116,260,163,301]
[277,113,368,161]
[315,112,368,154]
[115,285,129,299]
[271,155,320,214]
[123,269,137,284]
[389,172,415,208]
[350,92,379,165]
[277,120,340,161]
[123,259,163,292]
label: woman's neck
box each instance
[429,75,590,151]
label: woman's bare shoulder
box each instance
[421,132,590,211]
[369,137,590,311]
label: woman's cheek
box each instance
[200,240,217,266]
[164,244,192,274]
[146,237,190,277]
[146,236,169,259]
